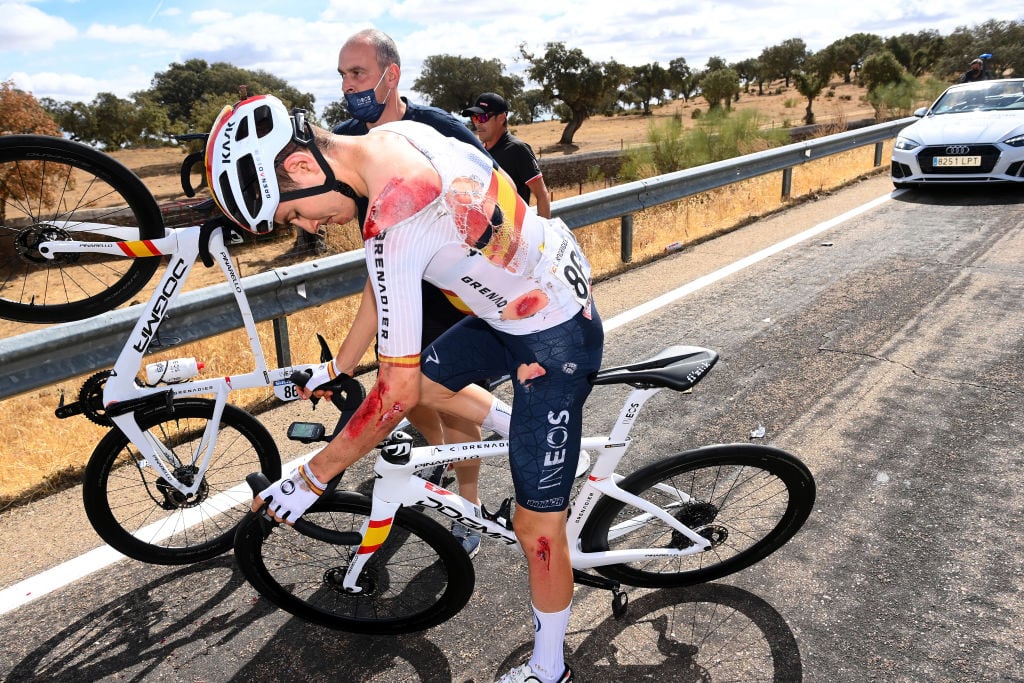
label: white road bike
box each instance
[233,344,816,634]
[0,134,361,564]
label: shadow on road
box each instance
[5,557,802,683]
[500,583,803,682]
[892,184,1024,206]
[4,557,270,682]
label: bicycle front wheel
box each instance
[233,492,475,634]
[580,444,815,588]
[0,135,163,323]
[82,398,281,565]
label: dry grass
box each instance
[0,80,891,507]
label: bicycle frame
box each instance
[336,382,711,593]
[42,225,310,496]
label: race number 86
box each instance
[564,249,590,301]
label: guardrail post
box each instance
[621,214,634,263]
[874,141,884,167]
[273,316,291,367]
[781,167,793,199]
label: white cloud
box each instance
[0,2,77,50]
[320,0,389,23]
[191,9,233,24]
[5,70,142,102]
[85,23,172,45]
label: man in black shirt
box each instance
[463,93,551,218]
[959,58,992,83]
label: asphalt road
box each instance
[1,174,1023,682]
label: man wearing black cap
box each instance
[464,93,551,219]
[959,58,992,83]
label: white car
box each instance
[891,78,1024,189]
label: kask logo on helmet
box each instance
[219,120,235,163]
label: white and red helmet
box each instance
[205,94,295,234]
[205,94,359,234]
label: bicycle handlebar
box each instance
[289,369,366,413]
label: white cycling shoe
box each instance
[495,662,573,683]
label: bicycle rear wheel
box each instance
[82,398,281,565]
[580,444,815,587]
[233,492,475,634]
[0,135,163,323]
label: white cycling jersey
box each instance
[363,121,592,368]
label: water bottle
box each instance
[144,357,205,385]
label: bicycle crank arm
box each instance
[572,568,620,592]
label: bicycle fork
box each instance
[339,496,403,594]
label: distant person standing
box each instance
[463,93,551,219]
[959,58,992,83]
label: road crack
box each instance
[817,346,1023,395]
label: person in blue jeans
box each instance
[206,92,601,683]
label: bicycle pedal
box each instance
[482,497,514,531]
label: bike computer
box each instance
[287,422,326,443]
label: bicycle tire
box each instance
[82,398,281,565]
[0,134,163,323]
[580,444,815,588]
[233,491,476,634]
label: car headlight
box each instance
[1003,134,1024,148]
[894,137,920,151]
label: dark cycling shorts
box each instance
[421,306,604,512]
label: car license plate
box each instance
[932,155,981,167]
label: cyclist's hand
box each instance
[294,359,343,402]
[253,462,327,524]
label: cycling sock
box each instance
[529,602,571,683]
[481,395,512,438]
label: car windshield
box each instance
[930,80,1024,114]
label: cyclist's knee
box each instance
[513,507,568,548]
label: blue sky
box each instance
[2,0,1022,115]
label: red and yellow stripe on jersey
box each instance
[116,240,164,258]
[479,169,526,268]
[438,288,473,315]
[358,517,394,554]
[379,354,421,370]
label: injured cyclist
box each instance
[206,94,602,683]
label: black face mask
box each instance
[344,70,392,123]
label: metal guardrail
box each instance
[0,117,915,401]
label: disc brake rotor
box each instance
[15,224,80,265]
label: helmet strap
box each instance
[280,118,361,204]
